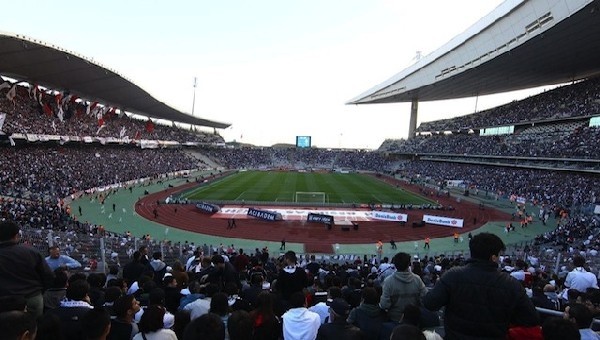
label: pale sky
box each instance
[2,0,552,149]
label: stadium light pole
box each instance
[191,76,197,116]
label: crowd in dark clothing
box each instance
[415,77,600,133]
[0,84,223,144]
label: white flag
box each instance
[6,84,17,102]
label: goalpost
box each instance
[295,191,327,204]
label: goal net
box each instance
[295,191,327,204]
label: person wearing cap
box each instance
[0,220,55,318]
[423,232,539,339]
[282,291,321,340]
[379,252,427,322]
[316,298,365,340]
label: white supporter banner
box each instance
[423,214,464,228]
[371,211,408,222]
[595,205,600,215]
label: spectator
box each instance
[45,246,82,271]
[228,310,252,340]
[564,303,600,340]
[276,251,308,302]
[249,291,282,340]
[542,317,581,340]
[562,255,599,299]
[0,220,54,318]
[316,297,364,340]
[0,310,37,340]
[43,268,69,312]
[282,291,320,340]
[423,232,540,339]
[133,305,177,340]
[182,312,225,340]
[108,295,141,340]
[81,307,112,340]
[48,279,94,340]
[347,287,387,340]
[379,252,427,322]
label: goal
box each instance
[295,191,327,204]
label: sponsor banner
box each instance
[307,213,334,224]
[196,202,220,214]
[247,208,282,221]
[371,211,408,222]
[423,214,463,228]
[516,196,526,204]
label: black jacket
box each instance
[422,259,539,340]
[0,241,54,297]
[316,318,365,340]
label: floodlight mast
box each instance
[191,76,197,116]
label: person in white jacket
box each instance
[282,291,320,340]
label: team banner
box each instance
[423,214,464,228]
[307,213,334,224]
[196,202,220,214]
[247,208,282,221]
[371,211,408,222]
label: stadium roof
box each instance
[0,32,230,129]
[349,0,600,104]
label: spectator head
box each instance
[390,324,426,340]
[284,251,297,265]
[81,308,111,340]
[254,291,274,314]
[361,287,379,305]
[182,312,225,340]
[48,246,61,259]
[542,317,580,340]
[327,298,351,320]
[469,233,506,261]
[209,293,229,317]
[289,291,306,308]
[204,284,220,298]
[211,254,225,268]
[0,221,20,242]
[0,310,37,340]
[400,304,421,327]
[138,305,165,333]
[104,286,123,304]
[66,279,90,302]
[132,251,141,262]
[113,295,141,320]
[163,275,177,288]
[149,288,166,305]
[327,286,342,300]
[564,303,593,329]
[187,281,202,295]
[0,295,26,313]
[228,310,252,340]
[152,252,162,260]
[392,252,411,271]
[51,269,69,289]
[573,256,586,268]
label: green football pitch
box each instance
[182,171,435,205]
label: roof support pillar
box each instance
[408,98,418,139]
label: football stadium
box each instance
[2,0,600,338]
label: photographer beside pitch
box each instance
[423,232,539,339]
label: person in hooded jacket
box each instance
[347,287,387,340]
[379,252,427,322]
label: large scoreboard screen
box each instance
[296,136,312,148]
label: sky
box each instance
[2,0,554,149]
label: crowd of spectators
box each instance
[416,77,600,132]
[380,124,600,159]
[3,76,600,337]
[0,84,223,144]
[203,147,391,172]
